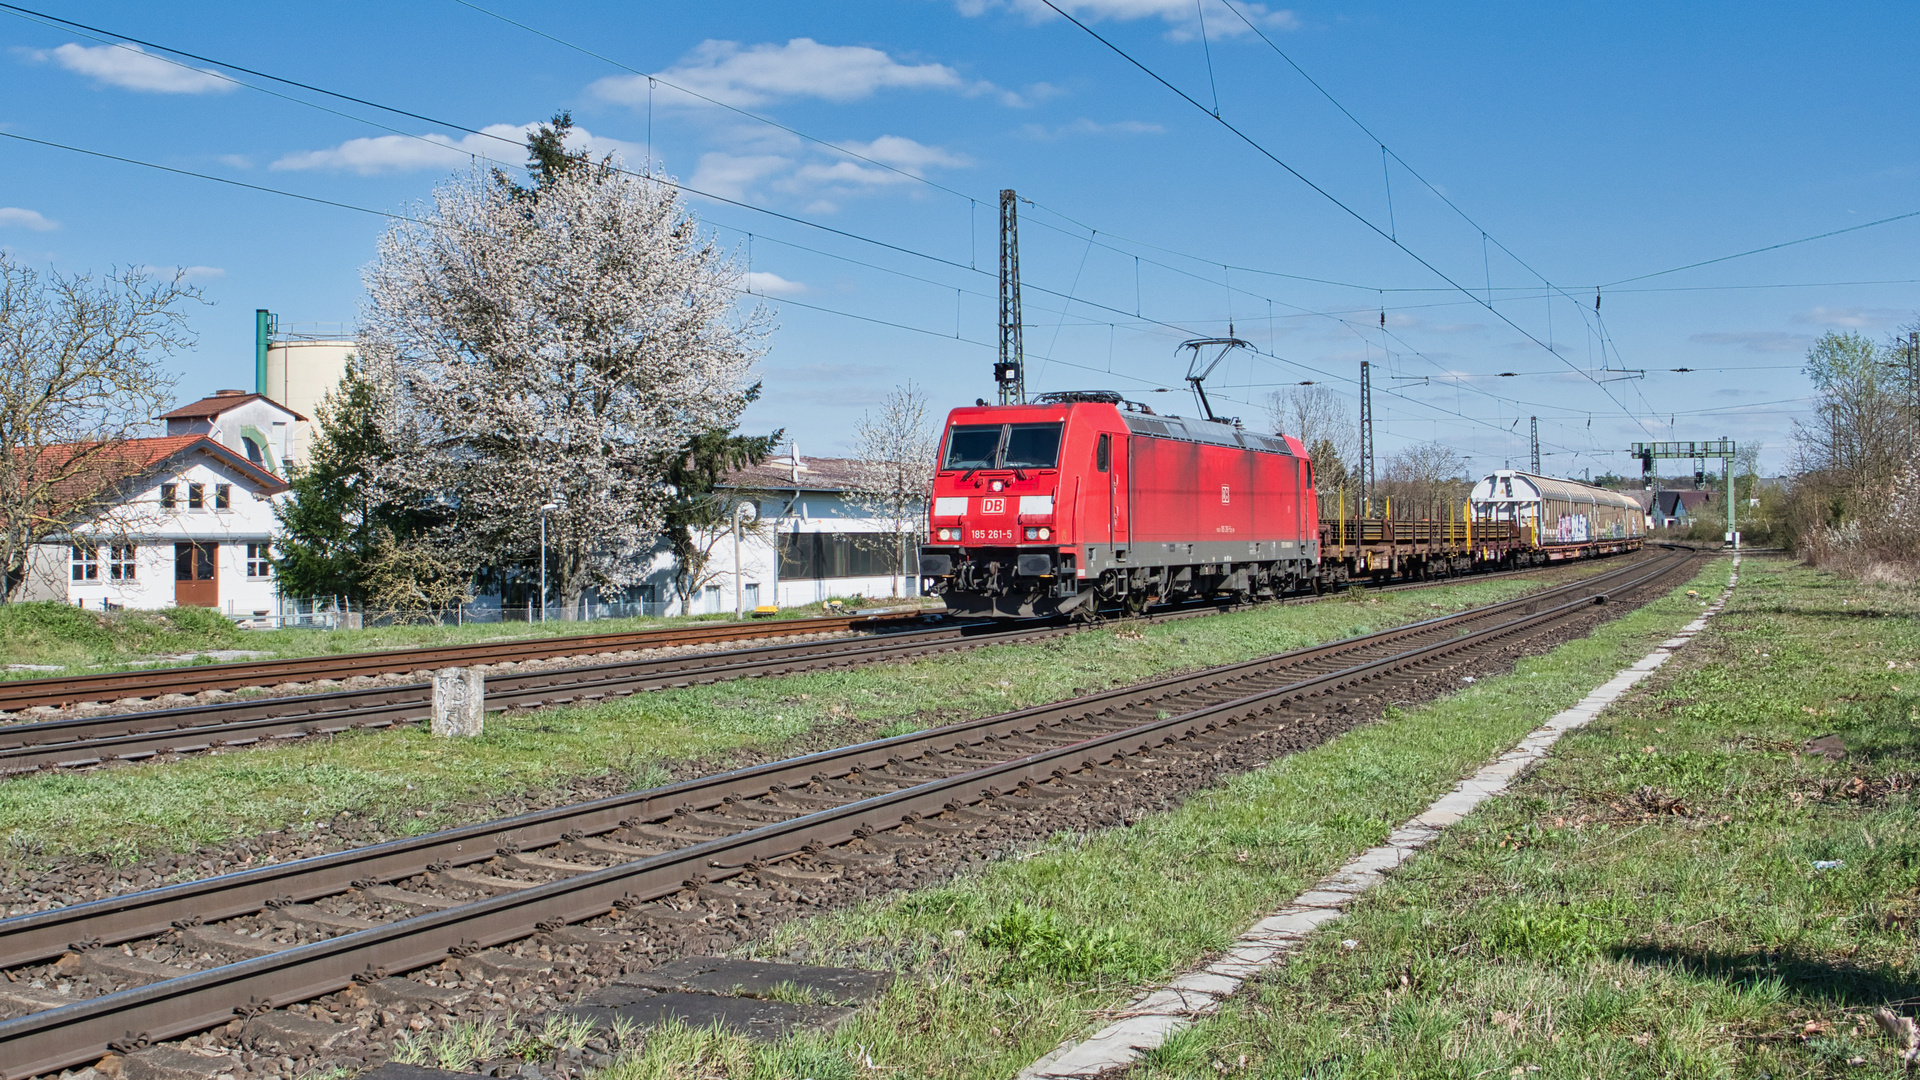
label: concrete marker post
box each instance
[431,667,485,737]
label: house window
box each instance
[109,545,137,580]
[160,483,178,509]
[215,484,232,510]
[70,545,98,581]
[187,483,205,510]
[246,543,272,578]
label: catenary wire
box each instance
[1033,0,1658,440]
[3,5,1748,460]
[4,0,1753,451]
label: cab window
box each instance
[943,425,1002,470]
[1003,423,1063,469]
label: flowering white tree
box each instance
[851,383,938,597]
[359,116,771,613]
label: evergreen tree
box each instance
[270,360,410,603]
[659,385,782,607]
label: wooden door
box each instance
[174,542,218,607]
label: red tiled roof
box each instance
[158,392,306,422]
[32,435,288,503]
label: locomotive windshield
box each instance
[941,422,1065,470]
[1003,423,1063,468]
[943,425,1003,470]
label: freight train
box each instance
[917,392,1642,618]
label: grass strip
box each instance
[0,596,939,681]
[0,568,1613,867]
[1130,556,1920,1077]
[568,560,1735,1080]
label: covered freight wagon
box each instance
[1468,470,1644,556]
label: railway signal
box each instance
[1629,438,1739,548]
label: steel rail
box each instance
[0,556,1645,774]
[0,620,1049,772]
[0,612,928,713]
[0,552,1610,717]
[0,551,1697,1079]
[0,551,1680,970]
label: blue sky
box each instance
[3,1,1916,477]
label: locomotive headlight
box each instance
[990,479,1004,492]
[938,527,960,541]
[1023,527,1038,540]
[1038,527,1051,539]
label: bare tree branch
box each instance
[0,254,193,599]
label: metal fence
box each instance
[249,598,683,630]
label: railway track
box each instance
[0,612,931,714]
[0,549,1699,1078]
[0,556,1638,777]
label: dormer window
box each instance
[242,436,265,466]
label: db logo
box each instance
[981,498,1006,514]
[1220,485,1231,505]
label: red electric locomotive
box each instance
[918,391,1320,617]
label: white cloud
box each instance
[596,38,972,108]
[961,0,1300,38]
[1017,117,1164,140]
[743,271,807,295]
[0,207,58,231]
[1689,331,1816,354]
[134,264,225,282]
[31,42,233,95]
[690,152,795,202]
[272,122,641,176]
[689,136,970,207]
[789,135,970,187]
[1793,306,1907,329]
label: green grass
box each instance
[0,595,942,679]
[1132,556,1920,1078]
[0,564,1619,867]
[556,560,1733,1080]
[0,602,245,673]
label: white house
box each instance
[157,389,305,476]
[20,434,290,617]
[637,448,925,616]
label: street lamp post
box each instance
[539,501,558,623]
[731,500,757,619]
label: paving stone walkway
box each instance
[1018,557,1741,1079]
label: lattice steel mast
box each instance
[995,189,1025,405]
[1358,359,1375,513]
